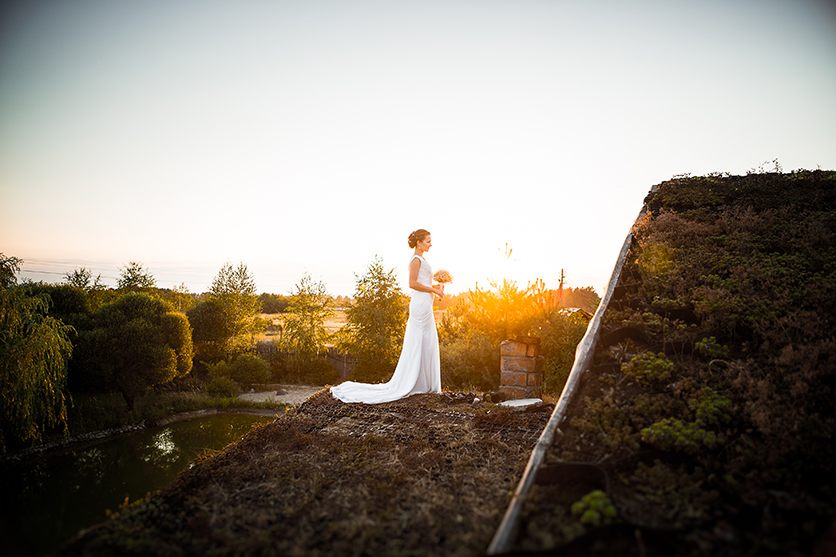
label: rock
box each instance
[276,389,288,396]
[499,398,543,411]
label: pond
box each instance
[1,412,275,557]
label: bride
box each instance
[331,229,444,404]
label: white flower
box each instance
[433,269,453,284]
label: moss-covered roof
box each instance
[513,170,836,555]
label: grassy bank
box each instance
[65,391,288,434]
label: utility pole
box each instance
[558,269,564,306]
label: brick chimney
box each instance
[499,336,543,400]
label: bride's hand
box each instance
[435,284,445,299]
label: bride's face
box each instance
[418,235,432,252]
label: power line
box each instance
[24,258,123,269]
[20,268,118,279]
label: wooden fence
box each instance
[254,340,358,379]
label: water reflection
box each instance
[152,428,177,457]
[0,413,274,557]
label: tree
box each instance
[0,254,73,453]
[282,273,333,357]
[64,267,92,289]
[187,299,233,362]
[338,256,408,382]
[65,267,112,311]
[258,293,291,314]
[64,267,105,291]
[207,262,263,354]
[23,284,93,345]
[117,261,156,291]
[332,295,352,308]
[165,283,196,313]
[83,292,192,410]
[558,286,600,314]
[0,253,21,289]
[466,278,541,344]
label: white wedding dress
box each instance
[331,254,441,404]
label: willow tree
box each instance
[0,254,73,453]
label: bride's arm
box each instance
[409,258,443,297]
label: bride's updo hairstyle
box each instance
[408,229,431,249]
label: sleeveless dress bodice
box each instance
[412,254,433,290]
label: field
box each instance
[258,309,448,344]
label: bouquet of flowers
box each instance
[433,269,453,284]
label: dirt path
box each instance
[236,384,323,406]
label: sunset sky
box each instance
[2,0,835,297]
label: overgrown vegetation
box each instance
[516,169,836,556]
[2,258,296,453]
[0,254,73,453]
[205,353,271,397]
[438,279,595,393]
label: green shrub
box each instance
[544,359,571,397]
[571,393,686,454]
[640,387,733,454]
[570,490,617,527]
[622,352,674,384]
[348,360,393,384]
[439,329,499,391]
[206,376,238,398]
[538,308,589,395]
[695,336,729,359]
[640,418,718,454]
[206,354,271,389]
[206,360,231,379]
[690,387,734,426]
[604,310,696,344]
[228,354,270,387]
